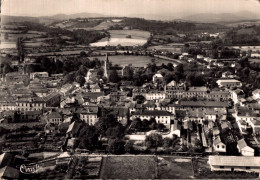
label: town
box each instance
[1,1,260,179]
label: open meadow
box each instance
[90,29,150,46]
[100,155,157,179]
[88,55,177,67]
[158,156,194,179]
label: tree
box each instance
[97,68,104,77]
[80,51,87,57]
[63,72,76,84]
[142,119,150,129]
[145,133,162,149]
[149,118,157,130]
[106,125,125,138]
[194,138,202,148]
[130,118,142,131]
[24,64,35,74]
[164,74,174,84]
[109,69,120,83]
[156,123,166,132]
[23,78,30,86]
[107,138,125,154]
[134,79,143,86]
[175,64,184,74]
[78,65,88,76]
[135,95,145,104]
[124,141,134,153]
[75,75,86,86]
[123,65,134,80]
[41,57,52,71]
[95,113,118,137]
[163,137,173,149]
[78,125,99,150]
[167,63,174,71]
[2,64,12,74]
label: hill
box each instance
[1,13,106,25]
[1,15,40,24]
[42,12,106,20]
[182,11,259,23]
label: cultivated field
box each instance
[148,45,183,53]
[90,29,150,46]
[109,29,150,39]
[100,155,157,179]
[88,55,177,67]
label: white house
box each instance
[79,108,99,125]
[145,90,166,101]
[213,136,226,153]
[237,139,254,156]
[152,73,164,83]
[170,120,181,137]
[30,72,49,79]
[216,79,242,89]
[47,111,63,124]
[252,89,260,100]
[131,110,173,128]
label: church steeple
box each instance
[104,53,109,78]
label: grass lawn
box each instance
[109,29,150,39]
[158,156,194,179]
[89,55,176,67]
[100,155,157,179]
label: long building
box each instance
[209,156,260,173]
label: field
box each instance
[158,156,194,179]
[100,155,157,179]
[229,46,260,52]
[88,55,177,67]
[0,42,17,49]
[148,44,183,53]
[90,29,150,46]
[0,121,46,130]
[249,58,260,63]
[23,41,49,47]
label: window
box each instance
[222,145,225,149]
[246,167,250,170]
[217,145,219,148]
[220,166,224,169]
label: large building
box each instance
[78,106,99,125]
[131,110,173,128]
[216,79,242,88]
[209,156,260,173]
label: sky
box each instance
[1,0,260,18]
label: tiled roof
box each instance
[213,136,224,146]
[217,79,241,83]
[188,86,208,92]
[133,110,172,116]
[0,166,20,179]
[48,111,62,119]
[252,89,260,95]
[180,101,229,107]
[237,139,248,149]
[78,106,98,114]
[0,153,13,168]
